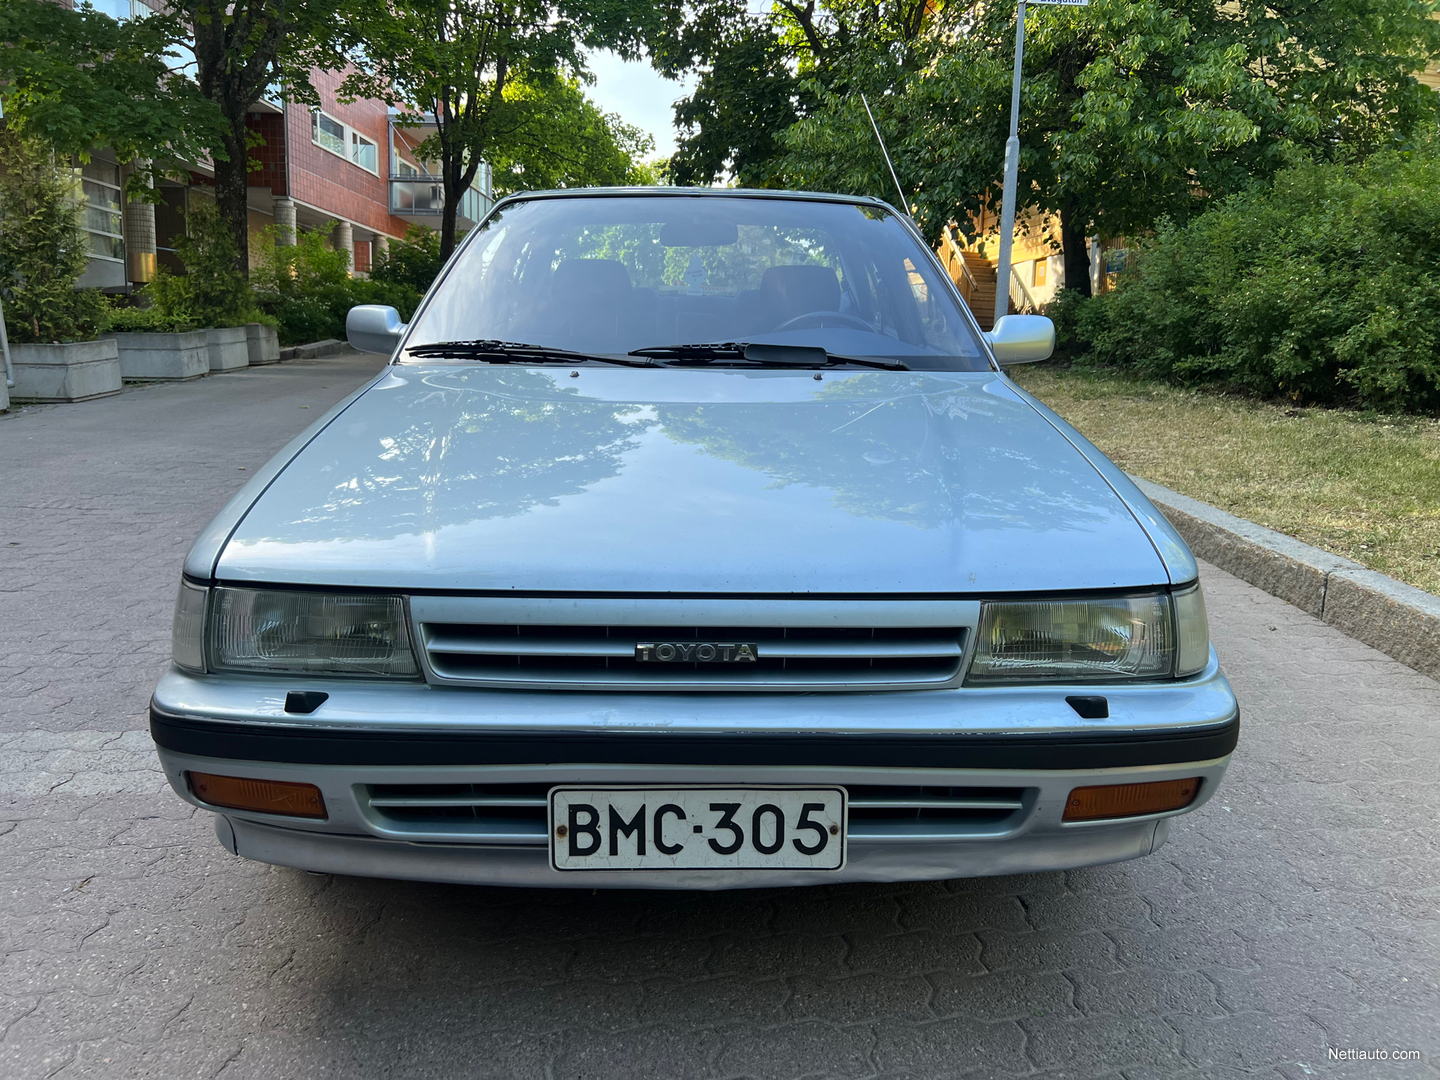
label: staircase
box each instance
[936,231,1002,331]
[958,251,999,330]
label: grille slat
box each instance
[421,623,967,691]
[848,797,1024,810]
[423,633,634,658]
[367,796,549,808]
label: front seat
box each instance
[547,259,646,348]
[756,264,842,328]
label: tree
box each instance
[0,0,223,192]
[178,0,356,274]
[0,0,357,274]
[487,76,656,195]
[649,0,932,186]
[657,0,1440,292]
[340,0,654,258]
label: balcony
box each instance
[389,176,491,228]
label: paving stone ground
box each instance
[0,357,1436,1079]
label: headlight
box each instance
[967,590,1208,684]
[208,587,419,677]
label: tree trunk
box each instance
[213,119,252,277]
[440,181,460,261]
[440,157,482,261]
[1059,200,1091,298]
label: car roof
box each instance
[492,186,902,216]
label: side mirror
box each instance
[985,314,1055,365]
[347,305,407,355]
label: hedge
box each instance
[1060,136,1440,414]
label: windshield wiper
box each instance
[629,341,907,370]
[405,340,657,367]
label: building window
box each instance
[1032,258,1047,287]
[312,111,347,156]
[154,185,187,275]
[312,110,378,175]
[351,131,377,173]
[80,160,125,262]
[395,158,418,177]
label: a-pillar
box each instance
[372,235,389,263]
[333,220,354,275]
[273,197,297,245]
[124,160,156,287]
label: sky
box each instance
[584,51,696,161]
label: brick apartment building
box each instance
[72,1,492,292]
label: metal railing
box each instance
[389,177,491,224]
[1008,264,1039,315]
[940,228,981,306]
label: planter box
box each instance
[206,326,249,372]
[278,338,347,361]
[10,339,123,402]
[245,322,281,365]
[103,330,208,381]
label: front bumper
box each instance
[150,657,1238,889]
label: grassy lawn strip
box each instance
[1011,366,1440,597]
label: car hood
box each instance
[214,366,1168,593]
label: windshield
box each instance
[404,194,989,370]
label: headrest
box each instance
[760,264,840,318]
[552,259,633,299]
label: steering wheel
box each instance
[774,310,874,333]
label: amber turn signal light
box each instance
[1063,777,1200,822]
[188,771,327,819]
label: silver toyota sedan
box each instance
[152,188,1238,889]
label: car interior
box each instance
[530,259,850,351]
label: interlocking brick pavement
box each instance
[0,356,386,737]
[1,358,1437,1078]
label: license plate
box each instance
[549,786,846,872]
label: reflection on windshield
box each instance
[409,196,987,369]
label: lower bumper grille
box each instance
[361,783,1030,844]
[421,624,967,691]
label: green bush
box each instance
[1074,138,1440,413]
[102,300,192,333]
[1043,288,1107,363]
[0,131,107,343]
[370,224,442,296]
[161,200,252,328]
[107,200,255,334]
[251,225,421,345]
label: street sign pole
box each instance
[993,0,1026,328]
[993,0,1087,327]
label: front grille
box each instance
[846,785,1027,841]
[361,783,1029,844]
[364,782,550,844]
[420,624,967,691]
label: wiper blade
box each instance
[405,340,656,367]
[629,341,907,370]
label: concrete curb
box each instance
[1131,476,1440,680]
[279,339,348,361]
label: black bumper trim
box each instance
[150,705,1239,771]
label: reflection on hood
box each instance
[217,367,1167,594]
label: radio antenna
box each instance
[860,93,910,215]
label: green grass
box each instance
[1010,365,1440,597]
